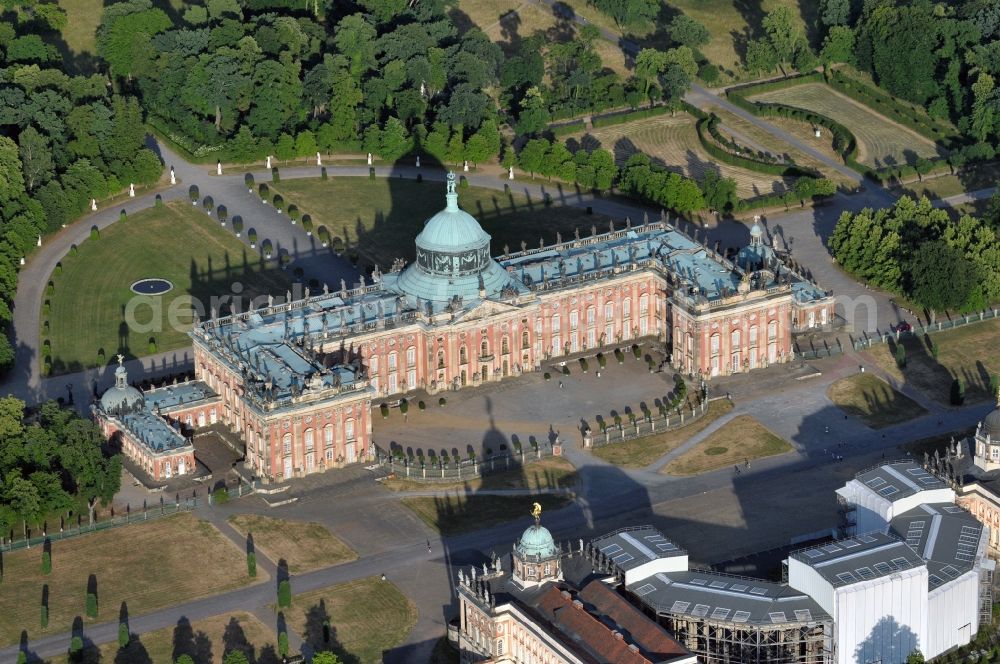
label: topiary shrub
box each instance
[380,403,389,418]
[245,173,255,190]
[271,167,280,183]
[217,205,228,224]
[248,229,257,246]
[202,196,214,214]
[544,372,551,380]
[317,226,330,246]
[247,552,256,577]
[188,185,199,203]
[277,580,292,607]
[632,344,641,359]
[118,622,129,648]
[70,244,78,255]
[40,604,48,629]
[369,167,375,179]
[212,487,229,504]
[69,636,83,661]
[895,344,906,369]
[278,631,289,657]
[232,216,243,236]
[262,239,273,257]
[288,204,300,222]
[951,378,965,406]
[579,358,588,372]
[258,183,269,201]
[399,399,409,415]
[614,348,624,363]
[90,226,99,240]
[154,193,163,208]
[561,365,570,375]
[302,216,313,235]
[119,209,126,222]
[321,166,328,180]
[86,592,98,618]
[418,400,426,411]
[439,397,447,407]
[42,551,50,575]
[148,338,156,354]
[272,194,284,212]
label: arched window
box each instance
[388,351,398,371]
[749,326,758,346]
[324,425,333,447]
[710,334,720,354]
[604,303,614,319]
[768,321,778,340]
[569,311,578,330]
[480,340,489,357]
[731,330,741,348]
[282,433,292,455]
[623,299,631,317]
[345,419,355,440]
[586,307,596,325]
[460,346,468,363]
[521,330,530,349]
[304,428,314,450]
[639,294,649,315]
[552,314,561,332]
[501,337,509,354]
[406,346,416,366]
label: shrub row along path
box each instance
[3,343,997,664]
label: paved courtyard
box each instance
[373,344,676,458]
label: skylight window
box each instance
[733,611,751,623]
[670,601,690,613]
[836,572,858,584]
[879,485,900,497]
[794,609,813,621]
[710,608,731,620]
[635,584,657,596]
[691,604,710,617]
[769,612,787,623]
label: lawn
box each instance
[591,399,734,468]
[826,373,928,429]
[0,512,257,648]
[282,576,417,664]
[400,493,572,537]
[665,0,813,79]
[569,114,796,197]
[862,319,1000,406]
[893,161,1000,201]
[270,178,610,270]
[47,611,276,664]
[57,0,103,55]
[383,456,578,492]
[44,201,293,374]
[748,84,944,168]
[226,514,357,574]
[662,414,792,476]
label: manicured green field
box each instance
[748,84,944,168]
[44,201,293,374]
[826,373,928,429]
[571,114,795,197]
[271,178,610,269]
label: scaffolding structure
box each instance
[646,607,832,664]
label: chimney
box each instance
[613,631,624,641]
[572,600,584,610]
[627,644,639,653]
[561,591,571,600]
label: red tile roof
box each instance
[531,582,690,664]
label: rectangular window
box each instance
[535,318,542,334]
[406,347,415,366]
[623,299,631,317]
[388,353,397,371]
[326,449,333,460]
[569,311,578,330]
[711,336,720,354]
[407,369,416,388]
[587,308,595,324]
[605,303,613,319]
[552,336,561,355]
[345,420,355,440]
[552,316,561,332]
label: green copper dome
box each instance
[394,173,512,304]
[517,524,558,559]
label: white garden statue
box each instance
[36,235,41,247]
[415,155,420,168]
[129,183,135,197]
[367,152,373,166]
[266,155,271,169]
[316,151,322,166]
[217,161,222,176]
[91,198,97,211]
[814,128,822,138]
[508,166,514,180]
[169,167,176,185]
[463,160,469,172]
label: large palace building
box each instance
[100,174,832,483]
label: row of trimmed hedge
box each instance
[550,119,586,137]
[695,115,821,178]
[827,70,960,146]
[591,104,674,128]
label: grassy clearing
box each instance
[226,515,357,574]
[57,0,103,55]
[590,399,734,468]
[862,319,1000,406]
[892,161,1000,201]
[0,513,256,648]
[662,414,792,476]
[748,84,943,168]
[283,577,417,664]
[45,200,292,374]
[47,611,276,664]
[271,178,609,269]
[401,493,572,537]
[826,373,928,429]
[570,114,795,197]
[383,456,578,492]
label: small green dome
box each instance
[517,524,557,558]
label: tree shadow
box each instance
[172,616,213,664]
[853,615,921,664]
[222,616,258,664]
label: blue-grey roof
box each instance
[118,407,189,453]
[889,502,984,588]
[145,381,218,413]
[416,178,492,252]
[99,366,144,413]
[790,532,925,587]
[517,523,558,559]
